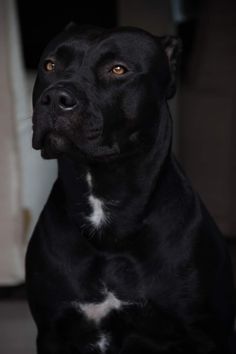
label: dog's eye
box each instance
[111,65,127,76]
[44,59,56,72]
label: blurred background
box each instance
[0,0,235,352]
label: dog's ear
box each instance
[64,22,77,31]
[159,36,182,99]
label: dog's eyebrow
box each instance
[54,45,77,61]
[96,51,124,65]
[94,51,142,73]
[52,43,87,67]
[93,42,136,67]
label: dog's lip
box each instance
[32,127,46,150]
[39,131,74,159]
[33,125,121,161]
[34,130,71,151]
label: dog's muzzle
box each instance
[32,86,79,156]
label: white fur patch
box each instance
[79,291,122,324]
[86,172,107,228]
[86,172,92,189]
[87,194,106,228]
[97,333,109,353]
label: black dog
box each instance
[26,24,235,354]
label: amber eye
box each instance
[44,59,55,72]
[111,65,127,75]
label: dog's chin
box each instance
[40,132,72,159]
[77,141,121,163]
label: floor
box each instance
[0,300,36,354]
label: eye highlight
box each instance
[111,65,127,76]
[44,59,56,72]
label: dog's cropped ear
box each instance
[159,36,182,99]
[64,22,77,31]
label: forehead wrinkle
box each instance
[87,42,154,74]
[91,31,158,65]
[54,44,77,61]
[44,30,97,59]
[45,39,95,73]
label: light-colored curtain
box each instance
[0,0,24,284]
[0,0,57,285]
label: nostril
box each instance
[58,91,76,110]
[40,88,77,111]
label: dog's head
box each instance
[32,25,181,161]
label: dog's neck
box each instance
[57,102,172,241]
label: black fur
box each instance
[26,25,235,353]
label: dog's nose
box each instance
[41,88,77,111]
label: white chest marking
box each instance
[86,172,106,228]
[79,291,122,324]
[86,172,92,188]
[87,194,106,228]
[97,333,110,353]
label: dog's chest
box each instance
[78,173,143,352]
[79,291,123,323]
[85,172,109,229]
[72,291,127,353]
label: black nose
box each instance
[41,88,77,111]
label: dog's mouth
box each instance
[32,107,122,161]
[33,130,72,159]
[33,127,121,161]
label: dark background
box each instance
[17,0,118,69]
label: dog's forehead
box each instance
[101,28,156,46]
[94,29,159,58]
[42,27,100,57]
[43,27,160,63]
